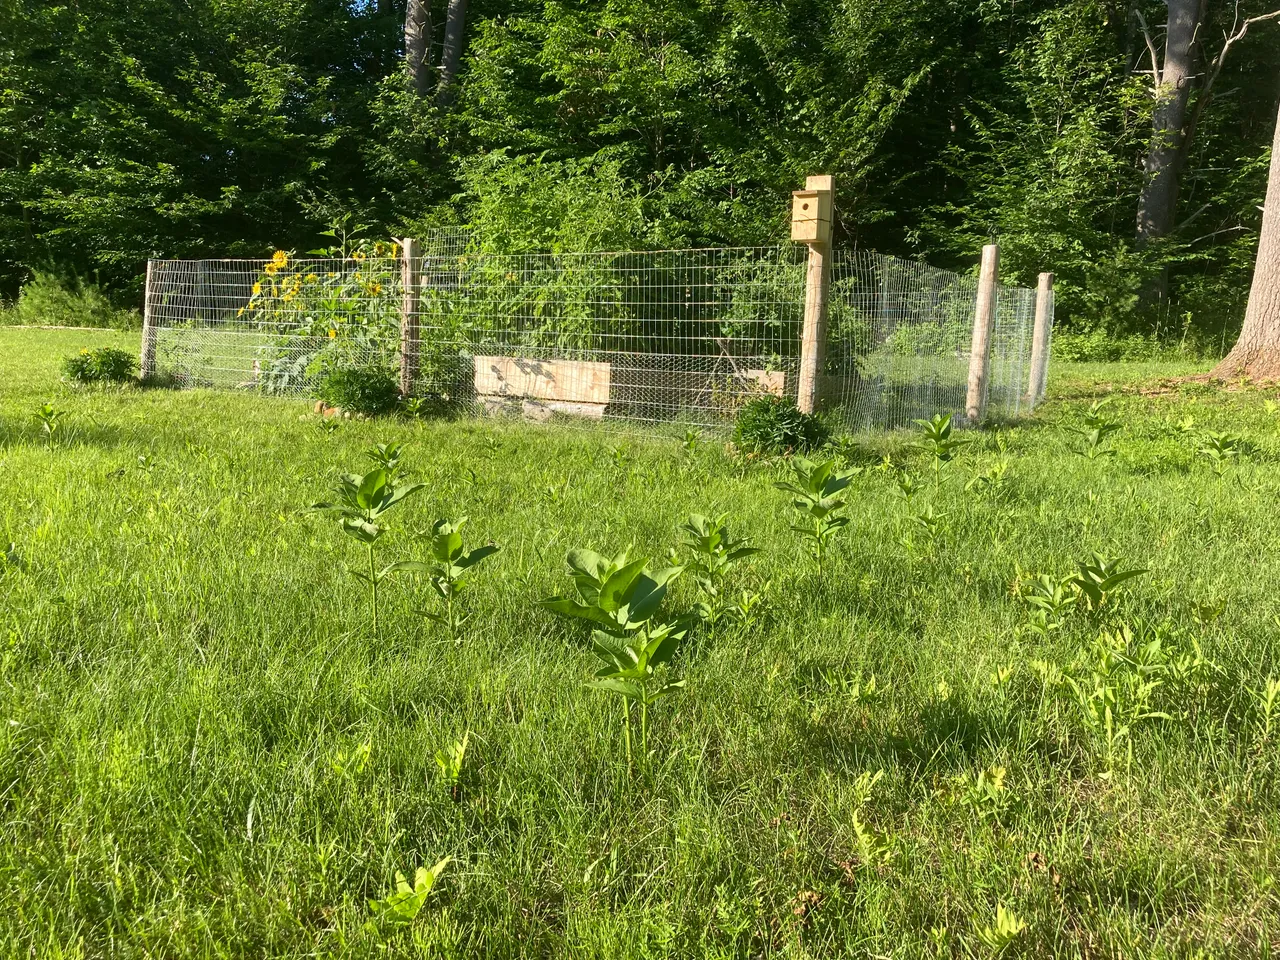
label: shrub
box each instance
[733,395,829,455]
[316,365,401,416]
[62,346,137,384]
[9,271,140,330]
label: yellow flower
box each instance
[263,262,278,276]
[252,282,262,296]
[328,329,337,338]
[236,307,245,317]
[353,251,366,262]
[305,274,318,282]
[374,242,387,256]
[272,250,288,268]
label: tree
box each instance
[405,0,434,97]
[435,0,470,108]
[1132,1,1280,305]
[1212,96,1280,378]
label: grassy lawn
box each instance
[3,327,1278,958]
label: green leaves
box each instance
[314,466,427,547]
[913,413,969,465]
[1069,400,1122,459]
[542,546,689,767]
[364,858,452,938]
[416,518,501,643]
[312,449,427,639]
[34,402,65,446]
[541,548,683,635]
[1070,553,1147,612]
[775,457,860,573]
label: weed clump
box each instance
[316,364,401,416]
[62,346,137,384]
[732,395,828,455]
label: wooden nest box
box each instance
[791,177,833,245]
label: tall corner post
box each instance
[140,259,157,380]
[965,243,1000,425]
[399,237,421,399]
[1027,271,1054,405]
[793,175,835,415]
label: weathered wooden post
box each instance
[793,175,834,414]
[1026,271,1054,404]
[399,237,421,398]
[965,243,1000,424]
[140,259,157,380]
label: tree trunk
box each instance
[1135,0,1204,304]
[404,0,433,97]
[435,0,469,109]
[1213,99,1280,379]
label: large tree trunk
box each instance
[435,0,469,108]
[1135,0,1205,305]
[1213,99,1280,379]
[404,0,433,97]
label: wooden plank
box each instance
[474,355,611,404]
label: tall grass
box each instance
[1,329,1276,957]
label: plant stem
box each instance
[623,702,632,769]
[368,542,379,640]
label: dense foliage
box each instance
[61,345,137,384]
[318,364,403,415]
[1,0,1277,346]
[733,395,830,455]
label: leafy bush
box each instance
[732,396,829,455]
[62,346,137,383]
[316,365,401,415]
[7,272,140,330]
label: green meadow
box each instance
[1,327,1276,958]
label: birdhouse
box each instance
[791,183,833,244]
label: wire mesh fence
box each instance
[144,236,1050,433]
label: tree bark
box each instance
[1135,0,1205,304]
[404,0,433,97]
[435,0,469,109]
[1212,98,1280,379]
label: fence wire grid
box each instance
[145,235,1049,433]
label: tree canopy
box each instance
[1,0,1277,342]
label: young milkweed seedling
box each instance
[775,458,860,575]
[913,414,969,495]
[312,455,426,640]
[677,513,759,629]
[34,403,65,447]
[540,548,687,767]
[364,858,452,939]
[1197,430,1245,478]
[1070,399,1122,459]
[412,518,500,644]
[366,441,408,477]
[435,731,469,800]
[1069,552,1147,614]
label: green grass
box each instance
[2,327,1278,958]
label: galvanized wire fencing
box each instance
[142,236,1052,433]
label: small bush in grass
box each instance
[316,365,401,416]
[62,346,137,384]
[10,271,140,330]
[733,395,829,455]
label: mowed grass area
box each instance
[2,327,1278,958]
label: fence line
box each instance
[142,236,1051,433]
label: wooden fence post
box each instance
[399,237,421,398]
[965,243,1000,424]
[793,175,834,414]
[1026,271,1054,404]
[140,259,157,380]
